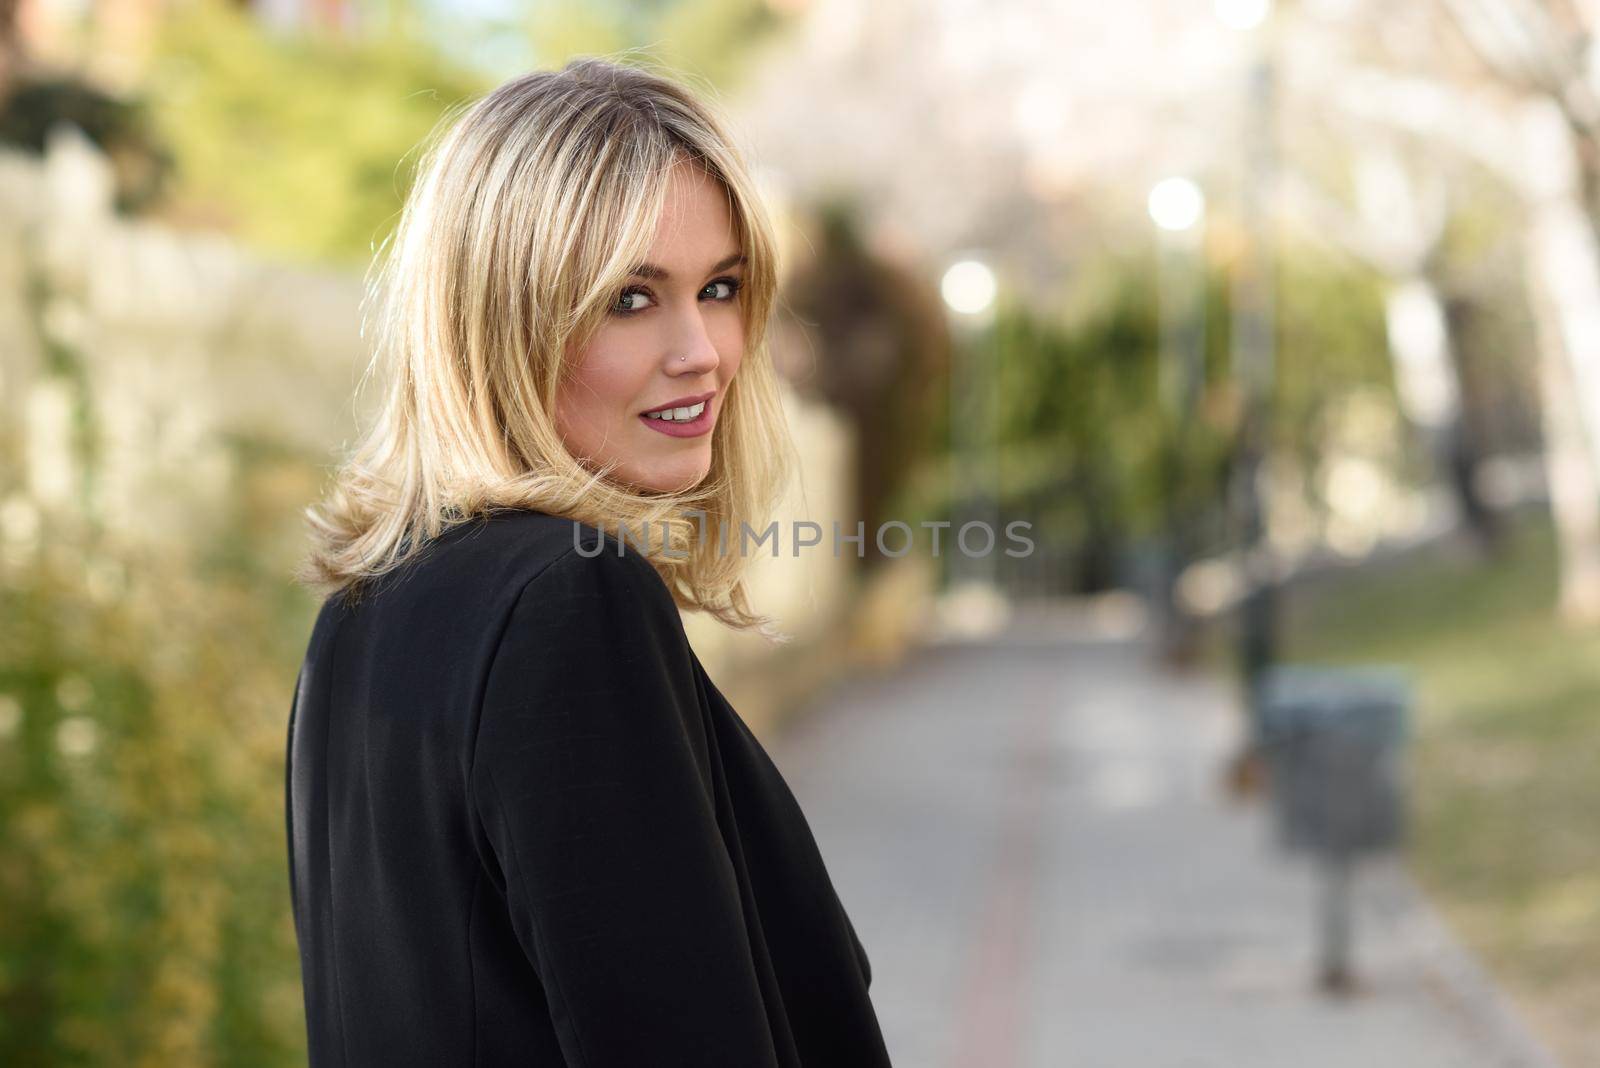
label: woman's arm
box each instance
[469,545,783,1068]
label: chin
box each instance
[624,453,712,495]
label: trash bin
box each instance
[1255,663,1411,992]
[1258,663,1410,858]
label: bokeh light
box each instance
[1147,176,1207,232]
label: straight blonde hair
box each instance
[295,57,797,632]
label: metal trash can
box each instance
[1256,663,1411,991]
[1258,664,1410,856]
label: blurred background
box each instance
[2,0,1598,1065]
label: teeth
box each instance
[645,401,706,422]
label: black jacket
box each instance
[286,507,892,1067]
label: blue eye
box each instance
[613,288,655,314]
[612,279,740,316]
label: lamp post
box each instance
[940,257,999,594]
[1222,0,1282,776]
[1148,178,1208,419]
[1148,177,1208,663]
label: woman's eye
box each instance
[702,278,742,301]
[614,289,655,313]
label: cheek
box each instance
[560,341,650,430]
[713,319,746,376]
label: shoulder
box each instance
[425,510,686,669]
[315,508,676,656]
[501,520,683,651]
[472,517,704,761]
[383,507,669,606]
[421,507,593,586]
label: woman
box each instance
[286,57,893,1067]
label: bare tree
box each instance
[1299,0,1600,623]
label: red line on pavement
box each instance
[947,682,1056,1068]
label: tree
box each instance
[142,0,487,266]
[1305,0,1600,622]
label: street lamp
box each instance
[940,256,1000,598]
[1148,176,1207,416]
[1149,177,1208,664]
[1222,0,1282,785]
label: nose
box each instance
[665,304,721,377]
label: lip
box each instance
[640,390,716,416]
[639,395,715,438]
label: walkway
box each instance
[766,603,1563,1068]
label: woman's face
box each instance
[555,164,747,495]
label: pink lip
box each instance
[636,399,713,438]
[640,390,716,415]
[636,390,713,434]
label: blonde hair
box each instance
[295,56,797,632]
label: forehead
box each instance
[645,163,737,261]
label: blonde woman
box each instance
[285,58,892,1066]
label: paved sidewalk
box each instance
[765,605,1564,1068]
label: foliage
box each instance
[892,237,1393,593]
[921,250,1196,589]
[129,0,795,268]
[0,230,323,1065]
[1272,245,1396,473]
[140,0,487,267]
[522,0,792,92]
[0,474,322,1067]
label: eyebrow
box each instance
[628,252,746,281]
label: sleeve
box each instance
[469,546,783,1068]
[285,662,304,942]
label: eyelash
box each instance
[611,276,744,317]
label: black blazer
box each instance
[286,507,892,1067]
